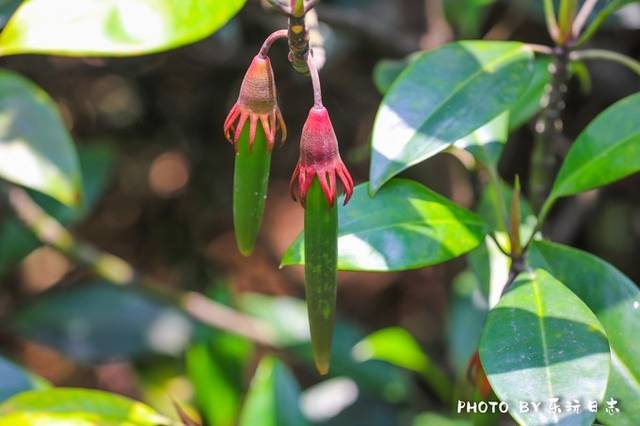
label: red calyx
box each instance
[223,54,287,151]
[290,106,354,207]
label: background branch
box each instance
[6,186,278,347]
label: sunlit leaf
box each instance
[353,327,451,402]
[530,241,640,426]
[549,92,640,203]
[186,327,252,426]
[0,144,114,275]
[282,179,488,271]
[0,70,81,205]
[369,41,533,192]
[479,269,610,425]
[0,388,171,425]
[0,0,246,56]
[239,356,308,426]
[454,112,508,167]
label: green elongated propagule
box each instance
[233,124,271,256]
[223,52,287,256]
[304,178,338,375]
[290,105,354,374]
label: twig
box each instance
[6,186,278,347]
[529,47,570,212]
[259,29,289,58]
[527,44,554,55]
[307,52,323,107]
[571,49,640,76]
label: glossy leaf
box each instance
[282,179,488,272]
[0,0,246,56]
[353,327,451,402]
[549,92,640,202]
[237,293,410,403]
[529,241,640,426]
[0,144,114,275]
[0,356,48,404]
[12,281,193,362]
[454,112,508,167]
[479,269,610,425]
[0,70,81,205]
[239,356,308,426]
[0,388,171,425]
[369,41,533,192]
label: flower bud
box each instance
[290,106,354,206]
[224,54,286,151]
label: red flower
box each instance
[290,106,354,206]
[224,54,286,151]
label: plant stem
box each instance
[571,49,640,76]
[259,29,288,58]
[6,186,278,347]
[529,47,570,213]
[307,52,323,107]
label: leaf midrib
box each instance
[405,44,527,147]
[531,278,557,422]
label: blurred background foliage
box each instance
[0,0,639,425]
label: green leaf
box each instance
[12,281,193,362]
[237,293,410,403]
[186,328,252,426]
[352,327,451,402]
[454,112,509,167]
[0,388,171,425]
[239,356,308,426]
[529,241,640,426]
[0,144,114,275]
[479,269,610,425]
[446,271,488,377]
[413,412,472,426]
[0,0,246,56]
[369,41,533,193]
[444,0,495,38]
[0,356,48,404]
[282,179,488,272]
[549,92,640,202]
[0,70,81,205]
